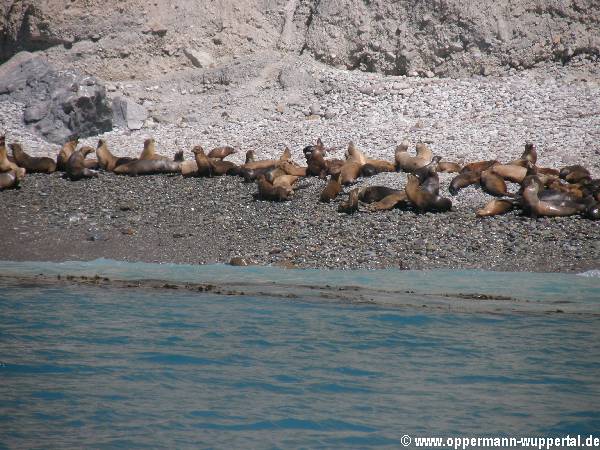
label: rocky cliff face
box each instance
[2,0,598,79]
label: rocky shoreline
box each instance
[1,171,598,272]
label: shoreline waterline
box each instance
[1,259,598,315]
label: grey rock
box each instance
[112,96,147,130]
[183,48,215,68]
[0,52,112,143]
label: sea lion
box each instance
[278,160,307,177]
[66,146,99,180]
[345,142,367,166]
[583,196,600,220]
[113,159,181,176]
[481,169,515,197]
[56,139,78,171]
[0,136,20,173]
[363,159,395,174]
[340,161,363,185]
[279,147,292,162]
[421,171,441,196]
[522,176,585,217]
[272,174,300,190]
[449,171,481,195]
[139,138,179,161]
[0,168,25,190]
[437,161,462,173]
[326,159,345,177]
[358,186,403,203]
[256,174,292,201]
[509,142,537,166]
[476,198,516,217]
[96,139,136,171]
[208,146,236,160]
[560,165,591,184]
[405,174,452,213]
[366,192,409,211]
[414,156,441,183]
[395,142,433,172]
[242,150,278,171]
[10,143,56,173]
[306,147,329,178]
[460,160,498,174]
[491,164,527,184]
[338,188,359,214]
[320,174,342,203]
[303,138,326,157]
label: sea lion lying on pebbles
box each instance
[395,142,433,172]
[66,146,99,181]
[10,143,56,173]
[0,168,25,190]
[256,174,292,201]
[320,174,342,203]
[96,139,136,171]
[522,176,585,217]
[405,174,452,213]
[0,136,21,173]
[56,139,78,171]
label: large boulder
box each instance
[0,51,112,143]
[112,96,147,131]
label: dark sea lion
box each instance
[326,159,345,177]
[340,161,362,185]
[449,171,481,195]
[256,174,292,201]
[303,138,326,157]
[210,158,240,176]
[358,186,403,203]
[522,176,585,217]
[421,171,441,196]
[66,146,99,180]
[460,160,498,174]
[338,188,359,214]
[414,156,441,183]
[476,198,516,217]
[96,139,136,171]
[240,166,272,182]
[10,143,56,173]
[560,165,591,183]
[360,164,378,177]
[583,196,600,220]
[405,174,451,213]
[320,174,342,203]
[481,170,514,197]
[56,139,78,171]
[491,164,527,184]
[208,146,236,160]
[0,168,25,190]
[395,142,433,172]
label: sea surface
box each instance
[0,260,599,449]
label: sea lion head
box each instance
[192,145,206,156]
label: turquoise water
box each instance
[1,261,599,448]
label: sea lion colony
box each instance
[0,135,598,220]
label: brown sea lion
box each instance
[367,192,409,211]
[0,140,20,173]
[509,142,537,166]
[405,174,451,213]
[96,139,136,171]
[481,170,515,197]
[364,159,395,173]
[113,159,181,176]
[340,161,363,185]
[460,160,498,174]
[491,164,527,183]
[476,198,516,217]
[522,176,585,217]
[358,186,403,203]
[278,160,307,177]
[346,142,367,166]
[56,139,78,171]
[256,175,292,201]
[338,188,360,214]
[326,159,345,177]
[437,161,462,173]
[306,148,329,178]
[191,146,213,177]
[303,138,326,157]
[208,146,236,160]
[395,142,433,173]
[242,150,278,170]
[272,174,300,190]
[139,138,174,161]
[66,146,99,180]
[10,143,56,173]
[414,156,441,183]
[320,174,342,203]
[560,165,591,184]
[0,168,25,190]
[449,171,481,195]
